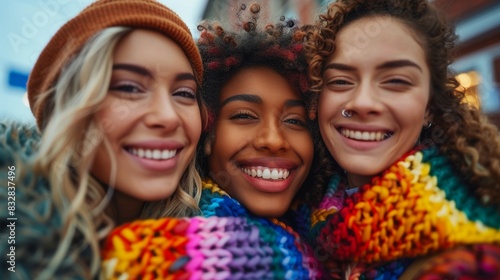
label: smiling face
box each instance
[208,66,313,217]
[91,29,201,205]
[318,16,431,187]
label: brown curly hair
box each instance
[305,0,500,206]
[195,4,332,204]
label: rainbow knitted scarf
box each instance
[290,146,500,279]
[101,179,325,279]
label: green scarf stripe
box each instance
[422,148,500,228]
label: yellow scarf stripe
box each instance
[313,151,500,263]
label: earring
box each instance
[417,122,432,146]
[341,109,352,118]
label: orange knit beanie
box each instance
[27,0,203,129]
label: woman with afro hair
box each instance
[100,3,329,279]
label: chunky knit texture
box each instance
[28,0,203,129]
[100,179,326,279]
[289,147,500,279]
[0,122,93,279]
[0,122,324,279]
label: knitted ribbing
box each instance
[100,179,326,279]
[407,243,500,279]
[289,146,500,279]
[200,179,324,279]
[422,148,500,228]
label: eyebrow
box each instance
[113,64,152,77]
[220,93,305,109]
[376,60,422,72]
[323,63,356,72]
[220,94,262,107]
[175,73,197,83]
[285,99,306,108]
[112,64,196,82]
[324,59,422,73]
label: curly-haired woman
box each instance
[292,0,500,279]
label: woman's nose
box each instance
[344,83,383,117]
[253,121,290,153]
[144,91,181,131]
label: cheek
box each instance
[94,97,137,136]
[183,108,203,143]
[296,134,314,164]
[395,96,429,127]
[209,125,232,167]
[89,137,112,186]
[318,93,341,123]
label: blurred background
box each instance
[1,0,500,127]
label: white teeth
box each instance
[355,131,362,139]
[271,169,279,180]
[262,169,271,179]
[361,131,369,140]
[341,129,391,141]
[242,167,291,180]
[161,150,173,159]
[153,149,161,159]
[129,148,176,160]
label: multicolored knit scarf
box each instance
[290,147,500,279]
[101,179,325,279]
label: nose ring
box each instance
[341,109,352,118]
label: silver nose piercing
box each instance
[341,109,352,118]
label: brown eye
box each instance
[387,79,411,85]
[285,117,305,126]
[229,112,255,120]
[327,79,351,85]
[109,84,143,94]
[173,87,196,99]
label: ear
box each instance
[204,132,215,156]
[201,104,210,132]
[423,109,433,128]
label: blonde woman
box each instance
[0,0,204,278]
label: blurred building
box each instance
[201,0,325,29]
[434,0,500,127]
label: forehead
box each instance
[221,66,300,100]
[332,16,427,65]
[113,29,191,68]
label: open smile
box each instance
[125,147,178,160]
[240,166,291,180]
[339,128,393,141]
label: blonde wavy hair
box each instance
[33,27,202,278]
[305,0,500,206]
